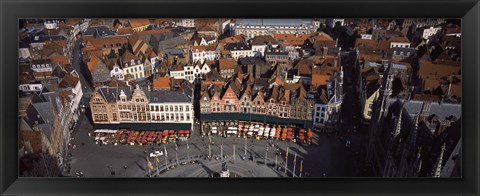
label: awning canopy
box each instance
[200,113,313,128]
[94,129,118,133]
[94,122,191,131]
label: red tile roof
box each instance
[153,76,171,90]
[219,58,236,70]
[59,74,80,88]
[418,60,461,79]
[273,34,311,46]
[129,19,151,28]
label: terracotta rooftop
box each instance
[388,36,410,43]
[153,76,171,90]
[312,74,331,87]
[129,19,151,28]
[117,27,134,35]
[219,35,245,44]
[122,50,137,64]
[423,78,441,91]
[251,35,278,45]
[195,19,217,29]
[197,24,216,32]
[418,60,461,79]
[49,56,69,65]
[87,55,102,72]
[84,36,129,51]
[310,32,334,42]
[219,58,237,70]
[273,34,311,46]
[59,74,80,88]
[448,83,461,98]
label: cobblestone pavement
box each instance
[68,112,365,177]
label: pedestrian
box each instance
[124,165,127,169]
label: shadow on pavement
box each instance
[135,161,146,171]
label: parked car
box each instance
[345,140,351,148]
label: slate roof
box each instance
[204,70,224,82]
[149,90,191,103]
[224,42,250,51]
[83,25,115,37]
[98,87,132,103]
[32,102,55,138]
[254,78,269,91]
[238,57,267,65]
[395,98,461,120]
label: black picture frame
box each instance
[1,0,479,195]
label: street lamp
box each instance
[175,141,179,165]
[285,147,289,174]
[265,143,268,164]
[233,138,236,163]
[220,140,223,160]
[163,145,168,171]
[293,153,297,177]
[186,139,190,163]
[208,135,212,159]
[244,137,247,157]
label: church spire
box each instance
[393,102,404,138]
[432,143,446,177]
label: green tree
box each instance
[108,49,117,59]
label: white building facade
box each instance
[110,64,124,80]
[122,59,145,80]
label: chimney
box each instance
[148,85,151,92]
[322,47,328,57]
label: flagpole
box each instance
[175,141,179,165]
[265,143,268,163]
[187,139,190,163]
[208,135,212,158]
[285,147,289,174]
[244,137,247,156]
[220,141,223,160]
[275,151,278,168]
[146,156,149,177]
[293,153,297,177]
[300,159,303,177]
[164,144,168,171]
